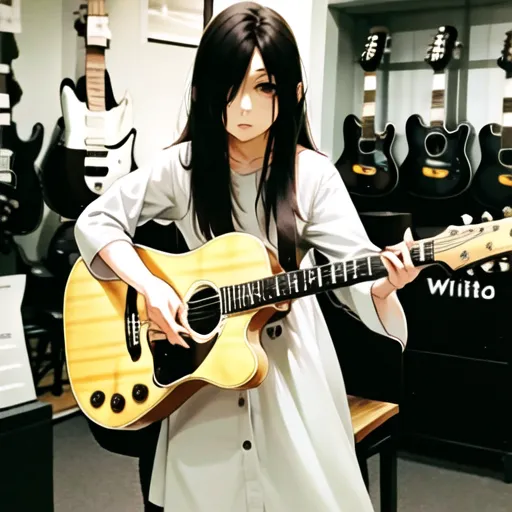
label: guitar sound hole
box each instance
[425,132,447,157]
[499,149,512,167]
[186,286,221,335]
[150,286,221,387]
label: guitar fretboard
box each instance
[220,241,435,315]
[502,76,512,149]
[361,72,376,139]
[0,67,10,127]
[430,70,445,127]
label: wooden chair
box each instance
[348,395,399,512]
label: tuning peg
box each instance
[503,206,512,218]
[499,260,510,272]
[461,213,473,225]
[466,268,475,276]
[481,211,493,222]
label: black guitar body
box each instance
[400,114,472,199]
[0,122,45,237]
[471,123,512,215]
[40,72,137,220]
[335,115,398,198]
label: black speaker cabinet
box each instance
[0,400,53,511]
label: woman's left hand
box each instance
[371,228,421,299]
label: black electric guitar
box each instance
[400,26,472,199]
[335,27,398,197]
[471,31,512,213]
[0,35,44,245]
[40,0,137,220]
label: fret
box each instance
[367,257,372,276]
[331,264,337,284]
[317,267,322,287]
[419,241,425,262]
[343,261,347,282]
[275,276,280,297]
[361,72,377,139]
[430,71,446,127]
[352,261,358,279]
[502,78,512,149]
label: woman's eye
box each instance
[257,82,276,94]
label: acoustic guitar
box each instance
[41,0,137,220]
[400,25,473,199]
[64,217,512,430]
[335,27,398,197]
[471,30,512,213]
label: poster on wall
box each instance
[0,0,21,33]
[141,0,213,48]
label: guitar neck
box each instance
[501,75,512,149]
[86,0,107,112]
[0,66,10,126]
[361,71,376,139]
[220,241,435,315]
[430,70,446,127]
[86,48,106,111]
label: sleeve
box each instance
[301,157,407,350]
[74,146,183,281]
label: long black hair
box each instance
[173,1,319,240]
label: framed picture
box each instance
[0,0,21,34]
[141,0,214,48]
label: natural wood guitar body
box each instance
[63,233,284,430]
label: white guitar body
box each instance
[60,83,136,195]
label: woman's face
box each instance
[225,48,278,142]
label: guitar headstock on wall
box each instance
[359,27,390,73]
[498,30,512,78]
[425,25,459,72]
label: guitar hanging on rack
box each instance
[64,215,512,430]
[40,0,137,220]
[400,25,472,199]
[0,38,44,247]
[335,27,398,197]
[471,31,512,213]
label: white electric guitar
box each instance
[41,0,137,220]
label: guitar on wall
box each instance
[64,216,512,430]
[471,31,512,214]
[41,0,137,220]
[0,35,44,248]
[335,27,398,198]
[400,25,472,199]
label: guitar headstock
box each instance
[359,27,390,73]
[425,25,459,72]
[498,30,512,78]
[431,213,512,271]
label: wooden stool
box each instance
[348,395,399,512]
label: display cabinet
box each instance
[323,0,512,481]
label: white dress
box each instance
[74,141,407,512]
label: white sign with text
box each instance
[0,274,36,409]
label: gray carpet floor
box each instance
[54,414,512,512]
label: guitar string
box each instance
[183,230,499,320]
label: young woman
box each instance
[75,2,421,510]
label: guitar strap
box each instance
[275,181,299,272]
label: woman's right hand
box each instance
[141,276,191,349]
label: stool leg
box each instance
[380,437,397,512]
[356,449,370,491]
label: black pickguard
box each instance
[400,114,472,199]
[40,72,136,220]
[471,124,512,214]
[0,122,45,237]
[124,285,220,387]
[335,115,398,197]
